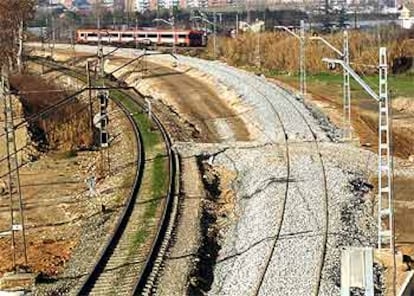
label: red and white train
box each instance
[76,28,206,47]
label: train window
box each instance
[110,33,119,38]
[178,34,187,38]
[138,34,146,38]
[80,33,85,37]
[88,33,98,37]
[122,34,134,38]
[147,34,157,38]
[161,34,174,38]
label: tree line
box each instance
[0,0,35,72]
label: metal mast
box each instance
[322,47,393,251]
[343,30,351,139]
[377,47,392,250]
[97,12,104,80]
[1,67,28,270]
[299,19,306,97]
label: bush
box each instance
[208,29,414,75]
[10,74,93,152]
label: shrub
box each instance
[10,74,93,152]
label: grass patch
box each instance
[274,71,414,101]
[131,227,148,251]
[129,153,168,253]
[145,153,168,220]
[110,90,159,149]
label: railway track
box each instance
[253,76,330,296]
[213,66,330,295]
[29,57,180,296]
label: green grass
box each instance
[110,90,159,149]
[131,227,148,251]
[275,71,414,100]
[129,153,168,253]
[145,153,168,220]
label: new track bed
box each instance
[210,65,330,296]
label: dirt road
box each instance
[111,58,251,143]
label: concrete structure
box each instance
[341,247,374,296]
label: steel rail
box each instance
[256,78,330,296]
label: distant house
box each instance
[399,3,414,29]
[239,20,265,33]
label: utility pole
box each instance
[213,12,217,59]
[257,26,261,69]
[135,16,139,49]
[377,47,393,251]
[86,62,94,136]
[41,27,45,74]
[97,12,104,81]
[17,20,24,73]
[343,30,351,139]
[322,47,393,251]
[299,19,306,97]
[1,67,28,271]
[172,16,176,57]
[236,13,239,37]
[274,20,306,98]
[48,0,55,60]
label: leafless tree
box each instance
[0,0,35,72]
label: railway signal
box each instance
[98,90,109,148]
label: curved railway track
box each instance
[29,57,180,296]
[253,75,330,296]
[213,66,329,296]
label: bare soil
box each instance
[108,57,251,143]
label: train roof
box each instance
[77,28,203,34]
